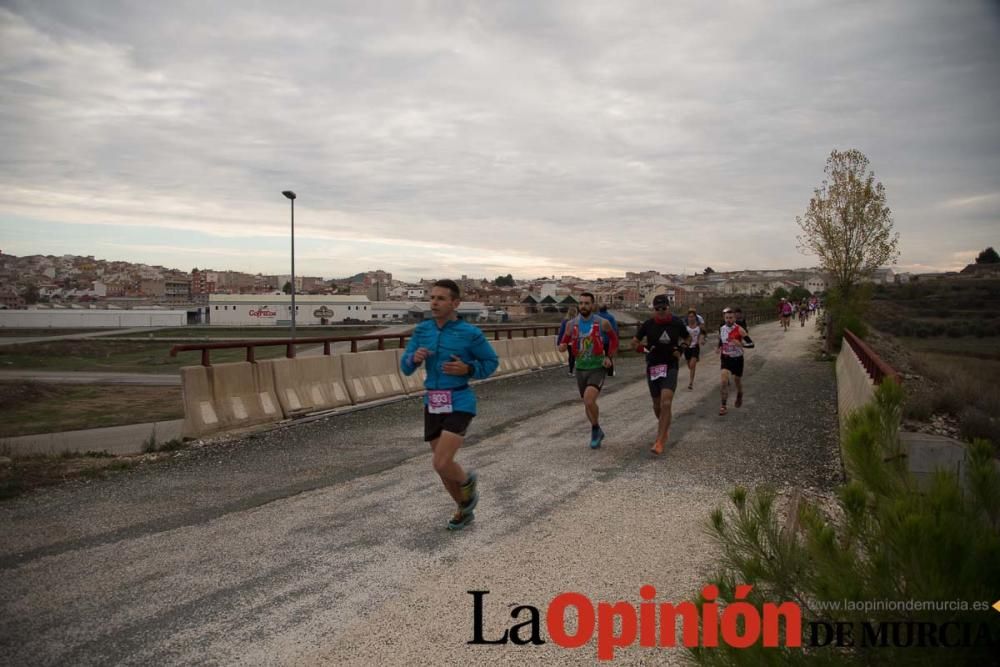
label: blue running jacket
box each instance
[400,318,499,414]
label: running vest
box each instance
[565,316,607,370]
[686,324,701,347]
[719,324,744,357]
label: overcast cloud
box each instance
[1,0,998,280]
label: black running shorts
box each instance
[683,346,700,361]
[424,407,475,442]
[647,366,679,397]
[575,367,606,397]
[721,355,744,377]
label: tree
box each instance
[976,246,1000,264]
[21,284,40,304]
[797,149,899,350]
[494,274,515,287]
[282,281,292,294]
[703,267,715,275]
[788,286,811,302]
[772,287,789,300]
[796,149,899,293]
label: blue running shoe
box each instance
[447,508,475,531]
[459,471,478,512]
[590,427,605,449]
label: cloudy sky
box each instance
[1,1,998,281]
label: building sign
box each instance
[313,306,335,319]
[249,307,277,318]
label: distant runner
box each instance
[633,294,690,455]
[683,309,705,390]
[559,292,619,449]
[733,307,755,349]
[400,279,499,530]
[557,307,578,376]
[779,298,792,332]
[717,306,748,416]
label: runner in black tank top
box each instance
[632,294,690,455]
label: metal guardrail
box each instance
[843,328,902,385]
[169,315,790,367]
[169,324,575,366]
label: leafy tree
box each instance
[494,274,515,287]
[21,284,40,304]
[704,267,715,275]
[788,286,811,302]
[772,287,789,300]
[690,381,1000,666]
[975,246,999,264]
[797,149,899,351]
[282,281,292,294]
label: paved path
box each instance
[0,327,168,347]
[2,420,184,457]
[0,320,841,665]
[0,370,180,385]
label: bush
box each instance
[904,390,934,421]
[690,381,1000,666]
[946,325,963,338]
[915,325,929,339]
[960,407,999,448]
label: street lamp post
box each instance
[282,190,297,340]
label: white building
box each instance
[208,295,371,325]
[370,301,414,321]
[208,295,488,325]
[804,275,828,293]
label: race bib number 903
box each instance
[427,390,454,414]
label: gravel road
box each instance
[0,319,841,665]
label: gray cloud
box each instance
[1,0,999,278]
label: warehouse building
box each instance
[208,295,487,325]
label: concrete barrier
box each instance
[490,339,516,376]
[506,337,541,371]
[342,349,407,403]
[532,335,563,367]
[259,358,309,416]
[299,355,352,409]
[262,356,352,417]
[835,342,875,426]
[211,362,282,429]
[395,349,427,394]
[181,365,222,438]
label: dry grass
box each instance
[0,381,183,437]
[908,352,1000,445]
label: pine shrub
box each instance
[690,381,1000,666]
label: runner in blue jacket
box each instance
[400,279,499,530]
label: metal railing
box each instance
[843,328,902,385]
[169,324,572,367]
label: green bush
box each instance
[904,391,934,421]
[959,407,999,449]
[690,381,1000,666]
